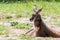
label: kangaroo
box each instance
[25,5,60,38]
[29,5,60,38]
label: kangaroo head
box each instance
[30,5,43,22]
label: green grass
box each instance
[13,23,31,29]
[0,25,8,31]
[0,25,9,35]
[20,34,35,40]
[0,1,60,17]
[0,1,60,19]
[8,38,16,40]
[0,1,60,27]
[0,1,60,23]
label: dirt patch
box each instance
[9,29,28,37]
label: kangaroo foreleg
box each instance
[25,29,34,34]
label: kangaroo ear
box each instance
[37,7,43,14]
[33,5,37,12]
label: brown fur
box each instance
[29,5,60,38]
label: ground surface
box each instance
[0,18,60,40]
